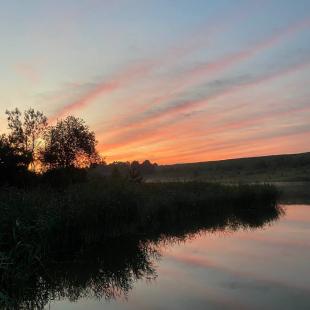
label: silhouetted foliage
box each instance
[42,116,99,169]
[93,160,158,180]
[129,165,143,183]
[41,167,88,189]
[140,159,157,174]
[5,108,47,170]
[0,108,105,187]
[0,134,33,186]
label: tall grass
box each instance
[0,179,279,246]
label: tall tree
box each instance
[5,108,47,169]
[42,116,99,169]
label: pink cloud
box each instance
[48,4,259,122]
[98,60,310,152]
[99,18,310,139]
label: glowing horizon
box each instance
[0,1,309,164]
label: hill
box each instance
[148,152,310,183]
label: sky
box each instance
[0,0,310,164]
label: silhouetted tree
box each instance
[42,116,99,169]
[131,160,140,171]
[128,168,143,183]
[140,160,157,175]
[0,134,32,185]
[128,160,157,177]
[128,161,143,183]
[5,108,47,169]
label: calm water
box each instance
[47,204,310,310]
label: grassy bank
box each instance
[0,178,281,308]
[0,179,279,249]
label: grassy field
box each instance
[147,152,310,183]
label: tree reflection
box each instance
[0,204,284,309]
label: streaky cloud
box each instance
[100,18,310,136]
[48,4,260,122]
[99,59,310,148]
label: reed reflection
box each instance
[0,203,284,310]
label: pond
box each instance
[46,204,310,310]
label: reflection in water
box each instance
[0,203,284,309]
[1,239,159,309]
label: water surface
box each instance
[47,205,310,310]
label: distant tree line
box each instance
[95,160,158,183]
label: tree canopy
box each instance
[5,108,47,169]
[42,116,99,169]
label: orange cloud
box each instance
[100,103,310,164]
[97,60,310,157]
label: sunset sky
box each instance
[1,0,310,164]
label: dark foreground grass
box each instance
[0,178,281,308]
[0,179,279,246]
